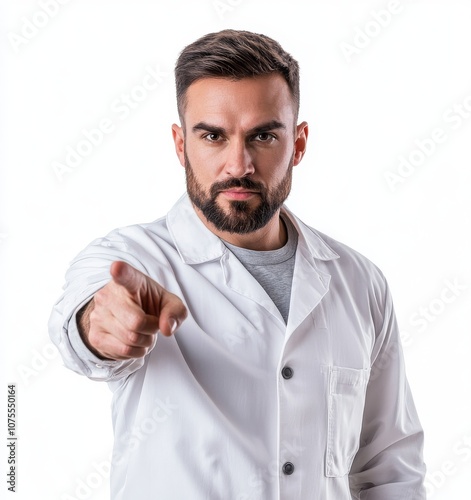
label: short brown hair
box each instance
[175,29,300,121]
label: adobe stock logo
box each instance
[424,432,471,497]
[16,340,59,386]
[212,0,244,19]
[408,278,467,334]
[60,397,179,499]
[339,0,404,63]
[7,0,73,54]
[384,93,471,191]
[60,456,111,500]
[51,64,168,182]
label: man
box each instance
[49,29,426,499]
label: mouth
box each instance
[219,189,259,201]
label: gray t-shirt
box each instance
[223,215,298,323]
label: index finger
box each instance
[110,296,160,335]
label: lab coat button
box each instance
[281,366,293,379]
[282,462,295,475]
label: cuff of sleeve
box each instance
[66,298,125,379]
[69,313,117,367]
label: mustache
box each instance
[210,177,265,197]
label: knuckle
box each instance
[126,311,145,332]
[93,289,106,306]
[89,309,99,325]
[118,344,135,359]
[88,329,104,350]
[127,331,142,346]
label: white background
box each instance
[1,0,470,498]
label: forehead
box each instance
[183,74,295,128]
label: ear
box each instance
[171,123,185,167]
[293,121,308,166]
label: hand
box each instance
[78,261,187,360]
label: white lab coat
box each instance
[49,194,426,499]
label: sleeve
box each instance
[348,277,427,499]
[48,231,154,382]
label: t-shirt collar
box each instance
[167,193,339,265]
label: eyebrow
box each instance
[191,120,286,136]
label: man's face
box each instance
[172,74,308,236]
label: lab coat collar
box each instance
[167,193,340,265]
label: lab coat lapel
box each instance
[167,195,339,334]
[168,195,285,324]
[282,207,339,339]
[285,243,331,338]
[220,250,286,325]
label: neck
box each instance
[193,206,287,251]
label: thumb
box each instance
[110,261,145,294]
[157,290,188,337]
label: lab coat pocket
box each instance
[325,365,370,477]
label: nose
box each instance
[224,139,255,178]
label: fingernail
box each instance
[169,318,178,335]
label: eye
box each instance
[253,132,276,143]
[203,132,222,142]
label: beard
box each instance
[184,150,293,234]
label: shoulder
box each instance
[286,208,391,303]
[286,208,384,277]
[88,215,170,251]
[314,227,385,280]
[68,215,173,276]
